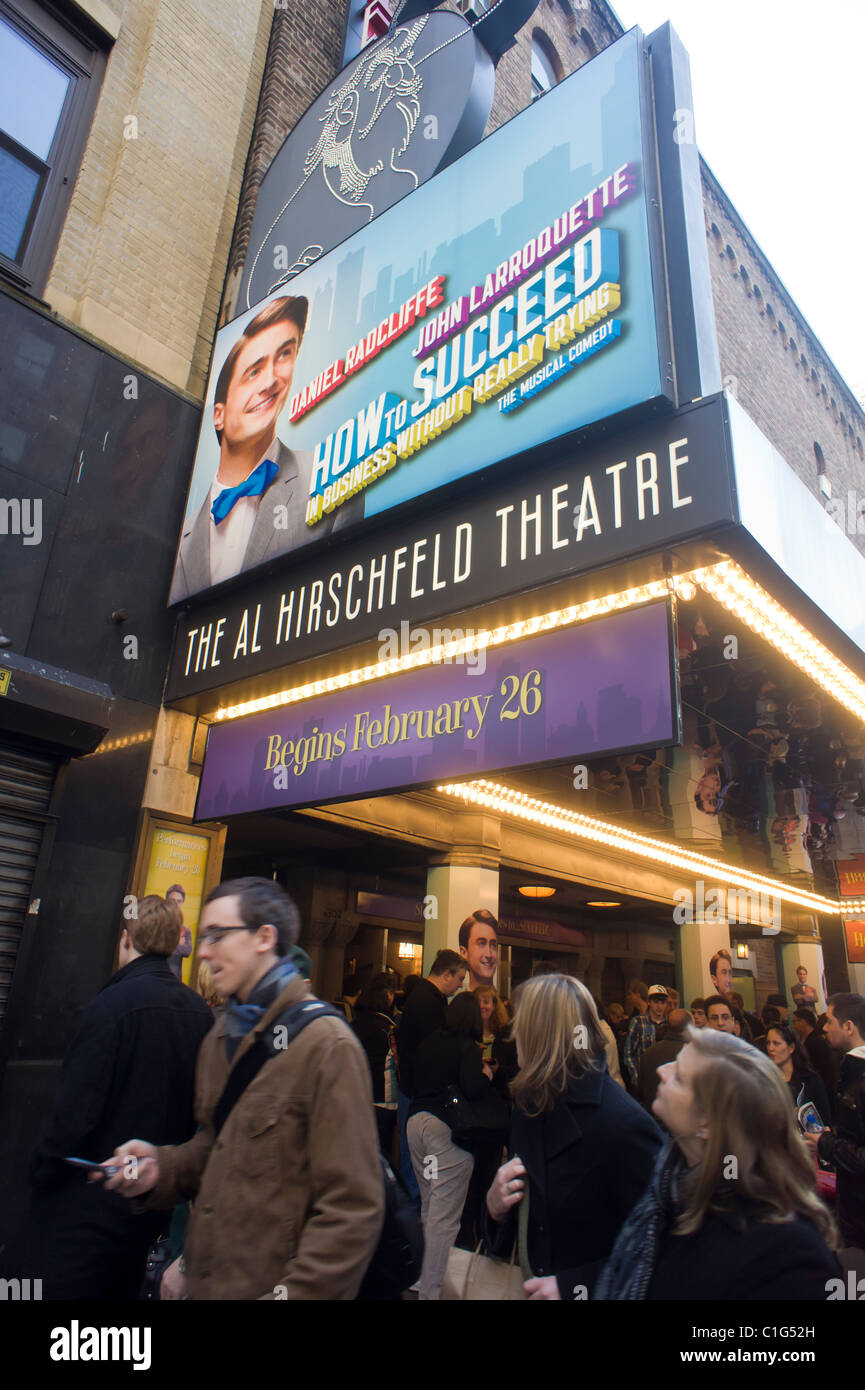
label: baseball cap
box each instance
[648,985,669,998]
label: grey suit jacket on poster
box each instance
[169,440,361,603]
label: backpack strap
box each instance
[212,998,343,1139]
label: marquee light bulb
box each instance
[435,778,860,918]
[207,558,865,729]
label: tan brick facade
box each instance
[45,0,274,396]
[703,167,865,550]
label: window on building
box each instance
[814,441,831,498]
[580,27,597,58]
[531,32,561,101]
[0,0,107,295]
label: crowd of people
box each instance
[22,880,865,1303]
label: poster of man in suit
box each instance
[169,295,356,603]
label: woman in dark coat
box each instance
[483,973,663,1299]
[765,1024,832,1126]
[407,991,503,1299]
[595,1027,840,1300]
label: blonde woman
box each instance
[595,1027,840,1299]
[474,986,517,1081]
[484,974,662,1299]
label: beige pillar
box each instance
[848,962,865,994]
[778,940,827,1014]
[423,862,499,982]
[678,916,733,1007]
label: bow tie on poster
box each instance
[211,457,279,525]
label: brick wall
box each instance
[703,166,865,550]
[45,0,274,396]
[221,0,348,328]
[484,0,617,134]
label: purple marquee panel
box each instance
[196,599,677,819]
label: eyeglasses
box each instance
[197,926,250,948]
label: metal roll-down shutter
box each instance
[0,738,58,1030]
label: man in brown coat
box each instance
[99,877,383,1299]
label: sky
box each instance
[614,0,865,402]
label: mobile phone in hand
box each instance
[64,1156,121,1175]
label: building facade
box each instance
[1,0,865,1271]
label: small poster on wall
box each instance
[133,816,225,986]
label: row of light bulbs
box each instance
[214,574,694,721]
[692,561,865,722]
[87,730,153,756]
[213,558,865,727]
[436,778,865,918]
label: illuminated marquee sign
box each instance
[839,857,865,964]
[194,600,678,819]
[171,28,677,606]
[165,394,734,709]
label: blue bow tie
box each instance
[211,457,279,525]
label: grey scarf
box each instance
[594,1138,686,1300]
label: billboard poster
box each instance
[838,858,865,965]
[140,826,212,984]
[194,599,677,819]
[844,921,865,965]
[170,29,669,605]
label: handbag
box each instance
[442,1175,532,1300]
[442,1241,526,1300]
[443,1082,510,1149]
[443,1083,477,1146]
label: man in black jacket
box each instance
[394,949,465,1204]
[27,895,213,1298]
[805,992,865,1279]
[792,1006,839,1105]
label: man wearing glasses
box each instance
[100,876,383,1300]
